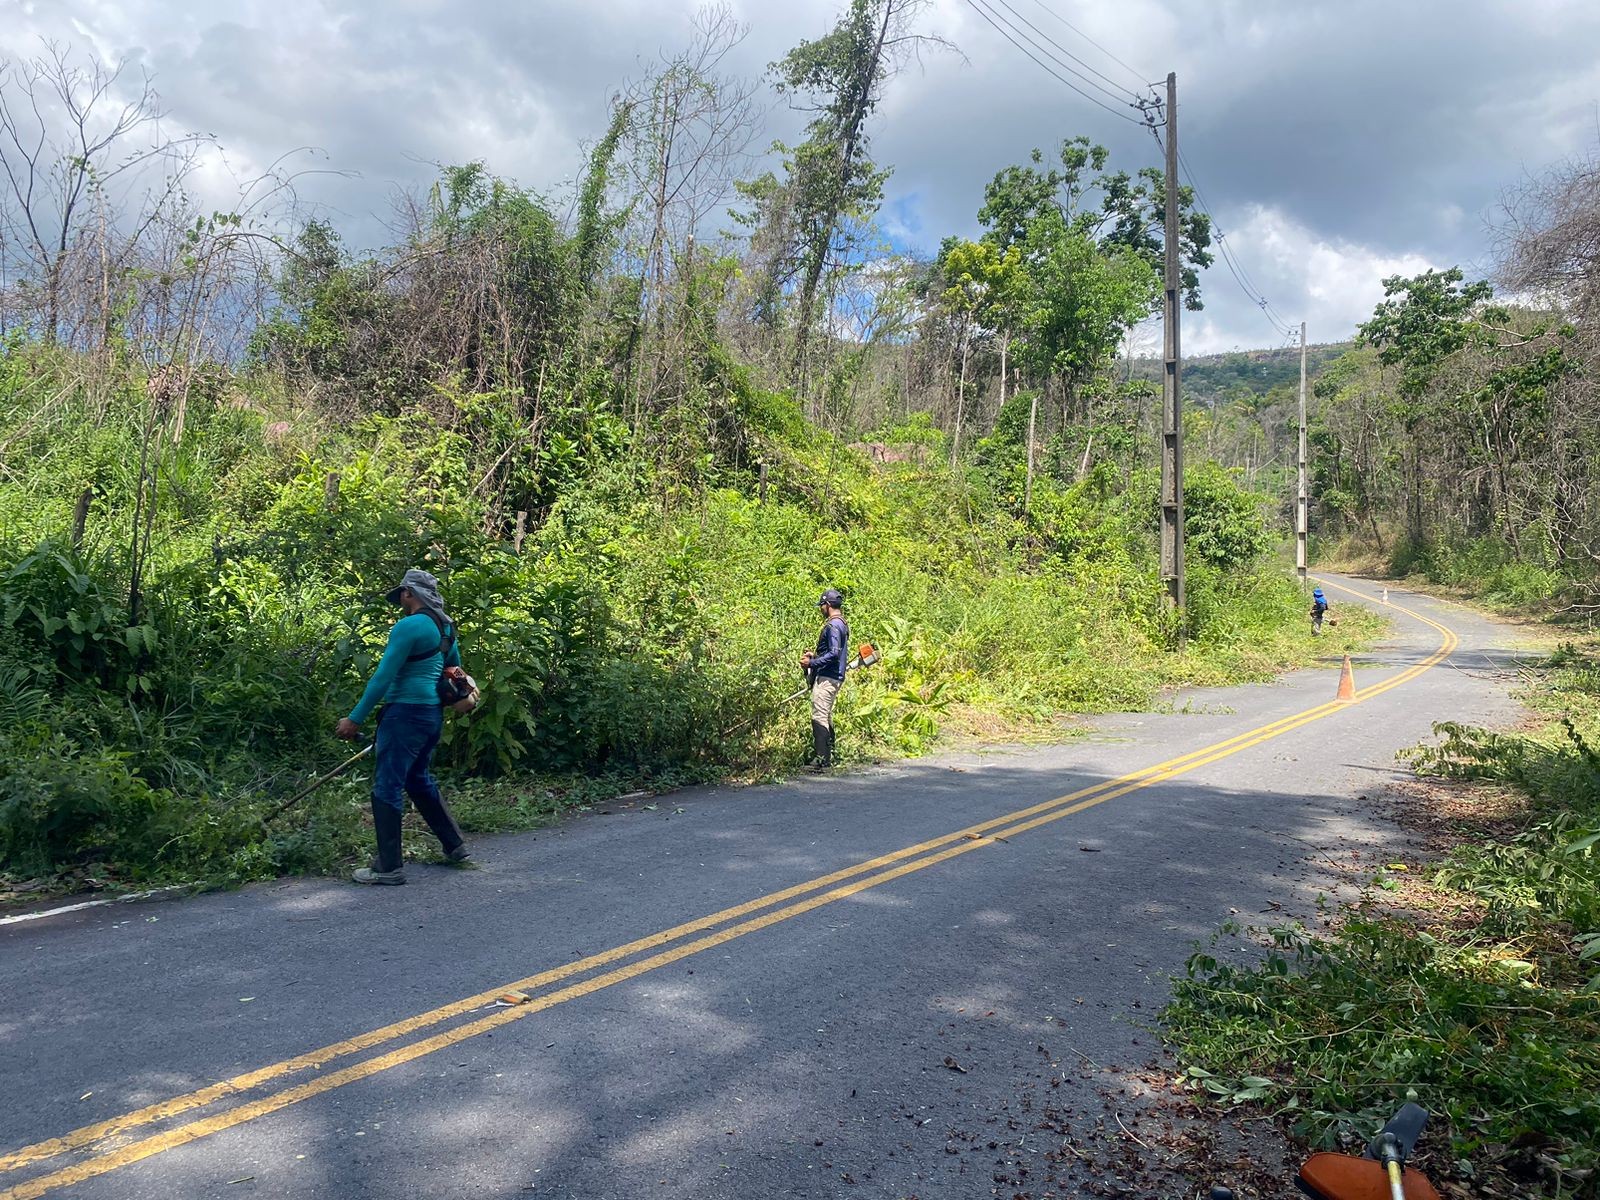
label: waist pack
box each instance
[405,611,481,711]
[438,664,479,709]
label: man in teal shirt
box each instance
[336,568,470,885]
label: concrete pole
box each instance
[1159,72,1185,637]
[1297,321,1309,589]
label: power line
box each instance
[1020,0,1155,95]
[1184,149,1295,333]
[1162,137,1298,340]
[1175,146,1290,328]
[965,1,1293,344]
[1214,229,1298,340]
[985,0,1144,106]
[960,0,1147,125]
[964,0,1146,122]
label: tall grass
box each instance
[0,352,1371,889]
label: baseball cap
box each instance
[817,588,844,608]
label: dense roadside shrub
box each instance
[1385,534,1565,608]
[0,354,1347,887]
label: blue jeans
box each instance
[373,703,444,814]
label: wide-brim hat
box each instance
[387,568,444,608]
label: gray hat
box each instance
[386,568,445,612]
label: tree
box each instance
[1495,146,1600,581]
[1359,268,1496,545]
[935,237,1025,471]
[619,4,762,407]
[978,137,1212,310]
[1013,217,1159,414]
[760,0,944,405]
[0,42,208,345]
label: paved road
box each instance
[0,577,1525,1199]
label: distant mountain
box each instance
[1129,343,1354,409]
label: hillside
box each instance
[1129,342,1354,409]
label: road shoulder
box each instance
[1160,579,1597,1198]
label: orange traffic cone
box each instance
[1335,654,1357,703]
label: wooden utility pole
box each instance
[1023,390,1038,514]
[950,333,970,472]
[1296,321,1309,589]
[1159,71,1185,633]
[70,488,92,551]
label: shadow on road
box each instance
[0,754,1418,1200]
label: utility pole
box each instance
[1159,71,1185,636]
[1296,320,1309,589]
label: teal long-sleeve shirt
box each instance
[348,612,461,725]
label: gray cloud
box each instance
[4,0,1597,350]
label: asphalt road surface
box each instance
[0,576,1526,1199]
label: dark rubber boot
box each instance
[410,786,468,861]
[354,801,406,885]
[808,721,833,772]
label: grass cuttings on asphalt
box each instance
[1163,632,1600,1199]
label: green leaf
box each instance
[1564,830,1600,855]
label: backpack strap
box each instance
[404,610,455,663]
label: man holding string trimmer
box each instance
[336,568,475,885]
[800,588,849,772]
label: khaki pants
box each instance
[811,675,842,729]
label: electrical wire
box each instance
[1174,147,1292,329]
[1182,148,1296,333]
[965,0,1294,343]
[959,0,1147,125]
[985,0,1145,106]
[1214,231,1299,340]
[1156,134,1299,340]
[1020,0,1155,94]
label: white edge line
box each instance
[0,887,193,927]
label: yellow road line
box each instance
[0,697,1358,1175]
[0,674,1379,1174]
[0,582,1453,1199]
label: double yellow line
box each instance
[0,580,1455,1200]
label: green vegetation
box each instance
[1165,638,1600,1189]
[1302,148,1600,608]
[0,14,1365,896]
[0,345,1362,890]
[1161,144,1600,1192]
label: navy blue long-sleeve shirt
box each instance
[809,616,850,681]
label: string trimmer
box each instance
[722,643,881,739]
[263,742,373,824]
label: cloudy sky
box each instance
[5,0,1598,352]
